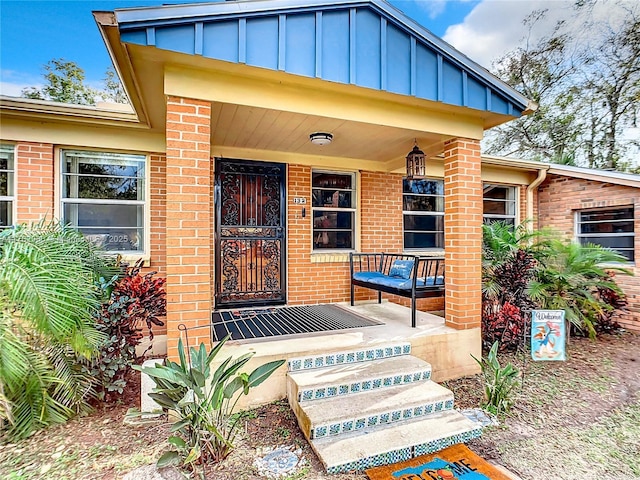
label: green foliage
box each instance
[487,4,640,171]
[88,261,166,402]
[21,59,97,105]
[472,342,521,416]
[529,240,632,338]
[137,337,285,475]
[0,220,116,440]
[99,67,128,104]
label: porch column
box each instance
[443,138,482,330]
[165,96,212,359]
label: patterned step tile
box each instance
[310,397,455,439]
[297,366,431,403]
[324,427,483,474]
[288,343,411,372]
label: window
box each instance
[577,207,635,262]
[61,150,146,253]
[483,184,517,225]
[403,178,444,250]
[0,144,15,230]
[312,171,355,250]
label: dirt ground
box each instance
[1,332,638,480]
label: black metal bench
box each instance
[349,253,445,327]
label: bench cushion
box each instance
[352,272,387,283]
[353,272,444,290]
[388,259,414,279]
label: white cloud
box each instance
[415,0,447,19]
[0,70,42,97]
[442,0,637,70]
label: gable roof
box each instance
[114,0,534,119]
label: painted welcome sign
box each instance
[531,310,566,361]
[392,456,489,479]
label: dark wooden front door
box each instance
[214,158,286,308]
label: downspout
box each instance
[525,166,548,230]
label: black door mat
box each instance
[211,304,382,342]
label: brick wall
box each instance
[443,138,482,329]
[538,174,640,331]
[15,142,55,221]
[164,96,213,357]
[286,165,444,312]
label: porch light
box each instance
[406,140,426,178]
[310,132,333,146]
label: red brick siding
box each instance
[538,174,640,331]
[164,97,213,357]
[15,142,55,222]
[443,138,482,329]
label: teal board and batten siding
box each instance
[116,0,527,116]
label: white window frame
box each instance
[311,169,357,251]
[575,206,635,263]
[402,177,445,251]
[483,184,518,225]
[0,144,15,231]
[59,149,150,257]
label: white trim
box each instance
[0,143,16,230]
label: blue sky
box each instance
[0,0,484,95]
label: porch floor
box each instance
[217,301,482,410]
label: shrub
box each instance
[89,260,166,402]
[137,336,285,476]
[472,341,521,416]
[481,301,527,352]
[0,221,115,440]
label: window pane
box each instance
[313,211,353,230]
[404,232,444,249]
[403,214,443,232]
[579,235,634,250]
[580,220,634,234]
[64,203,143,227]
[312,172,353,189]
[314,230,353,249]
[403,178,443,195]
[0,172,11,197]
[64,175,143,200]
[0,200,12,229]
[483,199,515,216]
[403,195,443,212]
[0,158,11,170]
[80,227,144,251]
[484,217,515,226]
[483,185,514,200]
[580,208,633,222]
[312,190,353,208]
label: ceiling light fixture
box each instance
[406,139,426,178]
[309,132,333,146]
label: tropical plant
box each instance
[482,221,544,351]
[0,221,115,440]
[137,337,285,476]
[472,341,521,416]
[88,260,166,401]
[528,240,632,338]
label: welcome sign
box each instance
[365,444,512,480]
[531,310,566,361]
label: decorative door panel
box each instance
[215,159,286,308]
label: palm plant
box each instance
[0,220,114,439]
[528,240,631,338]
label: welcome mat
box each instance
[211,304,382,341]
[365,444,513,480]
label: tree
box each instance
[0,221,115,440]
[486,1,640,171]
[98,67,129,104]
[21,58,97,105]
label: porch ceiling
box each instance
[210,102,445,167]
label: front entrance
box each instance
[214,158,286,309]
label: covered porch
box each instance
[96,0,534,369]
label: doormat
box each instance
[211,304,382,341]
[365,444,512,480]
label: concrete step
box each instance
[287,355,431,403]
[296,380,454,440]
[311,409,482,474]
[287,342,411,372]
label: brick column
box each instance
[165,96,212,358]
[443,138,482,329]
[15,142,55,222]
